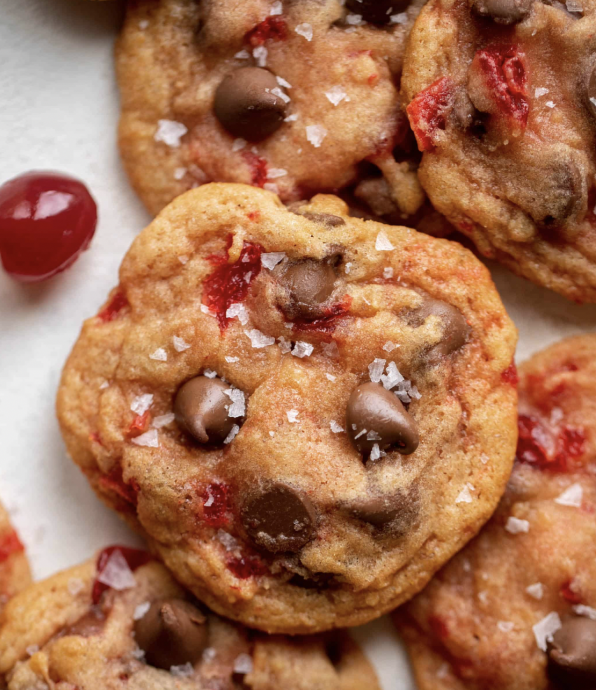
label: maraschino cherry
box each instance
[0,171,97,282]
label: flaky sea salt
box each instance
[99,380,109,390]
[533,612,561,651]
[381,361,404,390]
[271,86,290,104]
[245,329,275,348]
[322,341,339,359]
[217,530,239,551]
[261,252,286,269]
[97,550,137,591]
[263,182,279,194]
[505,516,530,534]
[227,303,249,325]
[173,335,191,352]
[370,443,381,461]
[152,413,175,428]
[554,483,583,507]
[306,124,327,147]
[325,85,349,106]
[383,341,397,352]
[292,341,313,358]
[344,262,352,274]
[267,168,288,180]
[375,231,394,251]
[478,590,489,604]
[67,578,84,596]
[367,430,382,440]
[346,13,363,24]
[233,654,254,674]
[455,484,474,504]
[131,429,159,448]
[131,394,153,416]
[154,120,188,147]
[234,49,250,59]
[226,356,239,363]
[573,604,596,620]
[390,12,408,23]
[535,87,549,98]
[203,647,217,663]
[253,45,268,67]
[170,663,194,678]
[133,602,151,621]
[526,583,544,600]
[270,0,283,15]
[224,388,246,418]
[139,19,149,29]
[149,348,168,362]
[224,424,240,444]
[203,369,217,378]
[480,453,489,465]
[497,621,514,633]
[285,113,298,122]
[178,255,189,265]
[545,101,556,108]
[278,336,292,354]
[200,304,214,315]
[326,373,336,382]
[368,358,386,383]
[330,420,344,433]
[174,167,187,180]
[295,22,313,40]
[566,0,583,11]
[383,266,394,279]
[277,75,292,89]
[287,409,299,423]
[232,138,247,151]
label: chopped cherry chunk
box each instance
[245,16,288,46]
[0,529,24,563]
[227,552,268,579]
[202,239,263,330]
[407,77,455,152]
[470,45,528,129]
[0,171,97,282]
[560,579,583,604]
[517,414,586,472]
[97,290,128,323]
[202,482,232,527]
[92,546,151,605]
[501,362,519,385]
[243,151,268,188]
[98,466,140,508]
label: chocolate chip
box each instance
[405,297,469,363]
[472,0,533,23]
[547,616,596,689]
[278,259,337,320]
[298,211,346,227]
[134,598,208,670]
[346,489,418,529]
[345,0,410,24]
[586,64,596,119]
[241,484,317,553]
[214,67,287,141]
[174,375,239,444]
[346,382,419,456]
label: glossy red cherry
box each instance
[0,171,97,282]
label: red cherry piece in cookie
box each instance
[245,16,288,46]
[91,545,151,605]
[0,529,24,563]
[467,45,529,130]
[0,171,97,282]
[202,239,262,330]
[407,77,455,152]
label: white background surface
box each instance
[1,1,596,688]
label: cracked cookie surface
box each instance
[402,0,596,301]
[0,548,377,690]
[395,334,596,690]
[117,0,432,224]
[57,183,517,633]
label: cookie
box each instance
[57,182,517,633]
[0,546,378,690]
[401,0,596,302]
[395,333,596,690]
[0,500,30,607]
[116,0,429,222]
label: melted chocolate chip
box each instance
[278,259,337,320]
[547,617,596,689]
[298,211,346,227]
[134,599,208,670]
[346,382,419,456]
[214,67,287,141]
[241,484,317,553]
[405,297,469,363]
[587,65,596,119]
[345,0,410,24]
[174,376,239,444]
[346,489,418,530]
[472,0,533,23]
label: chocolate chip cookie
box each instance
[395,333,596,690]
[116,0,429,223]
[56,183,517,633]
[0,500,30,608]
[0,547,378,690]
[401,0,596,302]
